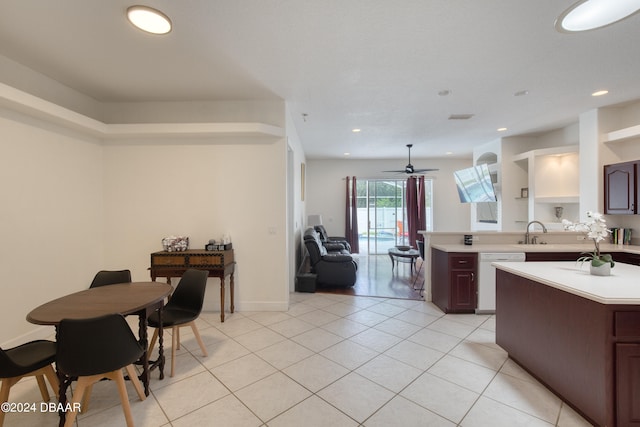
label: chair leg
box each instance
[64,375,98,427]
[124,365,146,402]
[412,260,424,290]
[171,326,178,377]
[35,375,50,402]
[111,370,136,427]
[81,383,94,412]
[189,321,208,357]
[148,328,159,354]
[0,377,19,427]
[42,365,60,398]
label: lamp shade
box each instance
[307,215,323,226]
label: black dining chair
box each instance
[412,239,426,297]
[0,340,59,427]
[89,269,132,288]
[57,314,145,427]
[147,269,209,377]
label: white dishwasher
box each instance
[477,252,525,314]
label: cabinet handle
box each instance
[458,260,468,264]
[471,272,475,282]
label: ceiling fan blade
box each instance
[382,144,439,174]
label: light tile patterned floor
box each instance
[4,292,594,426]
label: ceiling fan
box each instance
[383,144,439,174]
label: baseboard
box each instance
[234,301,290,312]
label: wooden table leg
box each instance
[55,326,71,427]
[230,273,235,314]
[137,313,150,396]
[157,307,165,380]
[220,277,226,322]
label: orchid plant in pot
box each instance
[562,212,614,276]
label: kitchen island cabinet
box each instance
[494,261,640,426]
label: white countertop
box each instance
[493,261,640,305]
[431,243,640,254]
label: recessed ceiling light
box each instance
[344,152,351,156]
[556,0,640,33]
[445,151,453,155]
[497,127,508,132]
[592,90,609,97]
[448,114,474,120]
[352,128,361,133]
[127,6,172,35]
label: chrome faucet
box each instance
[525,220,548,244]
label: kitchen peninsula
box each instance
[494,261,640,427]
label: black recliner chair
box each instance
[313,225,352,253]
[303,228,357,287]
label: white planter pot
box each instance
[590,263,611,276]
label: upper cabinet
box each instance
[604,161,639,215]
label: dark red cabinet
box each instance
[432,249,477,313]
[604,161,639,215]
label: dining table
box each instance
[26,282,172,426]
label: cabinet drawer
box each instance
[615,311,640,337]
[151,254,187,266]
[450,254,477,270]
[190,253,232,267]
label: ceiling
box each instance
[1,0,639,161]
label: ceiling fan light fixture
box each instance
[127,5,172,35]
[555,0,640,33]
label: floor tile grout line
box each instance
[152,293,572,425]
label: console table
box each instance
[150,249,235,322]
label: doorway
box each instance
[356,179,436,254]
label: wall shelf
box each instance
[604,124,640,144]
[535,196,579,204]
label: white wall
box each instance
[102,139,289,313]
[306,157,472,235]
[590,100,640,239]
[284,104,307,291]
[0,70,294,345]
[0,109,104,345]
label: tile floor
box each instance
[5,292,594,426]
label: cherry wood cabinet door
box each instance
[604,161,636,215]
[616,343,640,425]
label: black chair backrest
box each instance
[56,314,143,377]
[416,239,425,259]
[304,228,326,265]
[166,269,209,315]
[0,348,13,377]
[314,225,329,242]
[90,270,132,288]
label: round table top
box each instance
[388,247,420,257]
[27,282,172,325]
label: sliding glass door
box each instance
[356,178,433,255]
